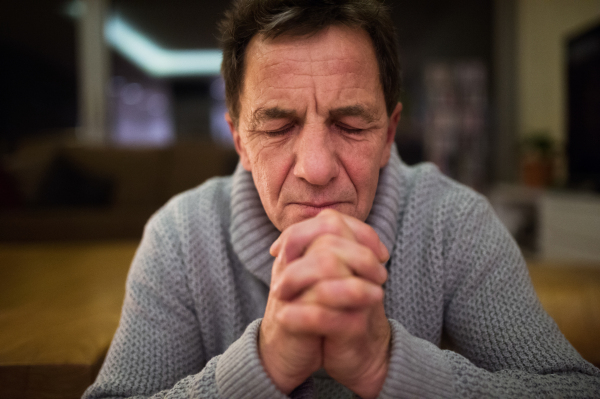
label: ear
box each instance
[225,112,252,171]
[380,102,402,168]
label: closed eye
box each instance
[264,123,295,137]
[335,123,364,134]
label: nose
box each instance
[293,124,339,186]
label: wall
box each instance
[516,0,600,145]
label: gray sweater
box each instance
[83,149,600,398]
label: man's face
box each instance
[227,25,402,232]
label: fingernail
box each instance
[274,248,282,265]
[270,237,281,256]
[276,247,286,265]
[379,241,389,261]
[379,264,388,283]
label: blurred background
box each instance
[0,0,599,257]
[0,1,599,398]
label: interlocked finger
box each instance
[272,234,387,301]
[276,302,369,336]
[298,277,384,309]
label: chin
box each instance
[274,203,363,231]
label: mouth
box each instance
[293,201,343,209]
[289,201,351,218]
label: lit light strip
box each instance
[104,15,222,77]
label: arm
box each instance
[379,197,600,398]
[83,210,295,399]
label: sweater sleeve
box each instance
[380,197,600,398]
[82,209,296,399]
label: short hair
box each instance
[219,0,402,125]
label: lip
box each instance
[293,201,343,208]
[287,201,352,220]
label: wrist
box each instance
[258,322,316,394]
[259,351,306,395]
[344,322,391,399]
[347,353,389,399]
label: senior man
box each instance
[84,0,600,398]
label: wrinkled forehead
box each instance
[240,26,383,110]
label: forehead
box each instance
[240,25,383,115]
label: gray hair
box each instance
[219,0,402,125]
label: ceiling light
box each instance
[104,15,222,77]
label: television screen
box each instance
[567,23,600,192]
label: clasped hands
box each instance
[259,209,391,399]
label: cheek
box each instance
[348,158,380,193]
[340,140,386,198]
[248,142,293,202]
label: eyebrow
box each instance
[329,105,379,124]
[249,107,297,131]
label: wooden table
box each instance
[1,242,599,399]
[528,261,600,366]
[0,241,138,399]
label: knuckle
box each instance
[313,250,339,276]
[358,223,381,248]
[314,307,335,327]
[358,245,377,265]
[275,305,292,326]
[278,304,311,330]
[319,210,345,235]
[346,278,368,301]
[273,272,291,295]
[312,247,334,264]
[363,224,378,240]
[314,233,340,249]
[314,283,330,303]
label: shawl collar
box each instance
[230,145,404,285]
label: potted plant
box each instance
[520,131,555,188]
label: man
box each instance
[84,0,600,398]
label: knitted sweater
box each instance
[83,149,600,398]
